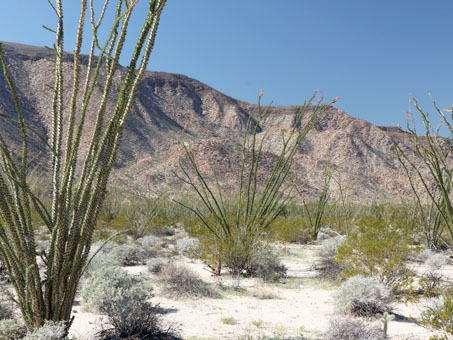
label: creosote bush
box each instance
[324,318,385,340]
[336,217,418,291]
[269,216,311,244]
[333,275,393,317]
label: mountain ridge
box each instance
[0,41,425,202]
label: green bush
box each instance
[269,216,311,244]
[336,217,419,291]
[0,319,26,340]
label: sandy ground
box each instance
[67,243,450,340]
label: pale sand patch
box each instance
[68,243,440,339]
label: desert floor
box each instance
[68,241,451,340]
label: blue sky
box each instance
[1,1,453,129]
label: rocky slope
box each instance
[0,41,427,202]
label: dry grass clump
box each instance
[161,263,212,297]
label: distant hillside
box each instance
[0,41,429,202]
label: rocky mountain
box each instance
[0,41,426,202]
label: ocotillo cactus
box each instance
[0,0,167,331]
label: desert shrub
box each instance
[316,235,345,280]
[247,248,287,282]
[80,265,149,313]
[334,275,393,316]
[0,319,26,340]
[22,321,69,340]
[269,216,311,244]
[176,236,202,258]
[421,289,453,340]
[146,258,168,274]
[162,263,211,297]
[336,217,418,291]
[138,235,164,251]
[324,318,385,340]
[96,288,178,340]
[110,245,148,266]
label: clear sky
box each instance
[1,1,453,129]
